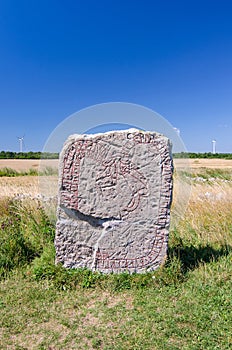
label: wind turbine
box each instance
[212,139,216,154]
[173,127,180,136]
[17,135,25,153]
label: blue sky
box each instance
[0,0,232,152]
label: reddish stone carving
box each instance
[55,129,173,273]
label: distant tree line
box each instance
[0,151,232,160]
[173,152,232,159]
[0,151,59,159]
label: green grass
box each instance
[0,166,58,177]
[0,198,55,277]
[179,168,232,182]
[0,167,38,177]
[0,255,231,349]
[0,180,232,349]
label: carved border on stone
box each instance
[56,130,173,273]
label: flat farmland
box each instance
[174,158,232,169]
[1,158,232,172]
[0,159,58,171]
[0,159,58,198]
[0,158,232,199]
[0,158,231,349]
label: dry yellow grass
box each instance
[174,158,232,169]
[0,159,58,199]
[0,159,58,171]
[1,158,232,172]
[1,160,232,246]
[0,176,39,198]
[179,181,232,246]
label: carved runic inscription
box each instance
[55,129,173,273]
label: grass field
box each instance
[1,158,232,171]
[0,160,231,349]
[0,159,58,171]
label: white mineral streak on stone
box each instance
[91,219,123,270]
[55,128,173,273]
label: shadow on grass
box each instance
[24,243,232,291]
[168,243,231,274]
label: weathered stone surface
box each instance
[55,129,173,273]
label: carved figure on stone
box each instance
[55,129,173,273]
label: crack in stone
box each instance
[61,204,124,270]
[56,130,173,273]
[60,204,122,228]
